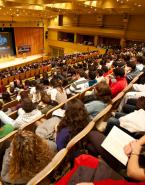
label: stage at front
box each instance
[0,54,44,70]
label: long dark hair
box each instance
[57,99,90,138]
[9,130,53,181]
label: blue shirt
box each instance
[56,127,70,151]
[88,79,97,87]
[85,100,107,117]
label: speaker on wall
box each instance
[58,15,63,26]
[45,31,48,39]
[96,15,103,27]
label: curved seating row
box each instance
[0,65,52,86]
[0,81,98,148]
[26,72,144,185]
[0,72,143,185]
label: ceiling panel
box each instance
[0,0,144,21]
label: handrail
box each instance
[92,104,112,123]
[0,130,17,144]
[27,149,68,185]
[21,114,45,130]
[66,121,95,150]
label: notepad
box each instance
[101,126,135,166]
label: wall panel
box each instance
[14,27,44,57]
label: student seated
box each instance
[122,97,144,114]
[118,88,145,112]
[14,98,42,129]
[56,154,123,185]
[36,108,65,151]
[88,70,97,87]
[50,78,67,104]
[2,91,12,104]
[108,67,127,97]
[1,130,54,184]
[0,100,12,115]
[105,97,145,135]
[66,69,88,95]
[37,92,54,114]
[126,59,140,83]
[136,55,144,71]
[31,84,44,104]
[84,131,145,184]
[0,101,42,130]
[85,81,112,117]
[56,99,90,150]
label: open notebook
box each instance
[101,126,135,166]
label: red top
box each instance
[55,154,145,185]
[55,154,99,185]
[103,69,113,77]
[109,77,127,97]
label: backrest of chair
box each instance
[9,110,18,119]
[0,130,17,146]
[43,66,48,72]
[8,76,15,83]
[19,72,26,81]
[65,93,80,103]
[30,69,35,77]
[79,85,95,100]
[47,65,52,72]
[3,100,19,110]
[39,67,43,74]
[46,94,80,119]
[123,83,133,93]
[25,70,31,79]
[92,104,112,123]
[46,103,64,119]
[131,71,144,84]
[14,74,20,80]
[35,68,40,76]
[21,114,45,131]
[27,148,68,185]
[15,74,20,80]
[2,78,8,86]
[66,121,95,150]
[112,91,125,104]
[111,91,125,110]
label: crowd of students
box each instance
[0,45,145,184]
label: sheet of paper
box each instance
[101,126,135,165]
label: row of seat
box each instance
[0,71,142,185]
[1,71,143,146]
[26,71,143,185]
[0,65,52,86]
[0,81,98,147]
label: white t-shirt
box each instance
[14,109,42,129]
[133,84,145,92]
[51,88,67,104]
[118,91,145,111]
[119,109,145,133]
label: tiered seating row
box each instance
[26,72,143,185]
[0,65,52,86]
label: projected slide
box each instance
[0,32,15,56]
